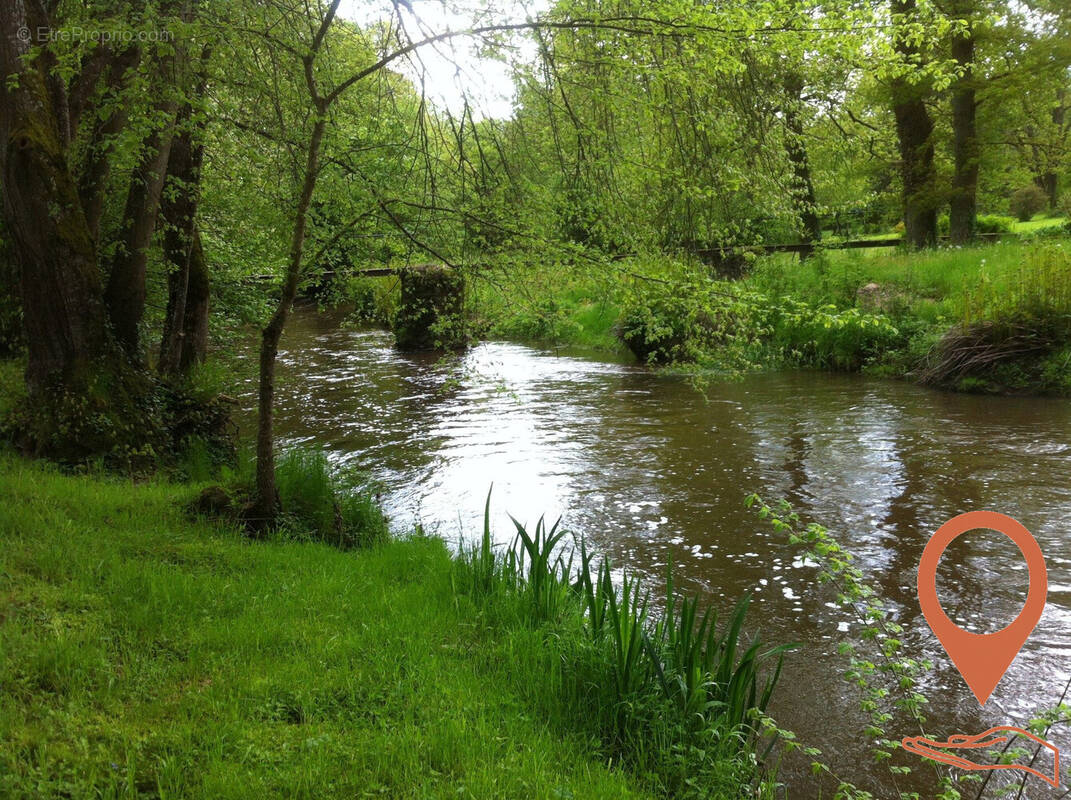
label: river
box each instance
[238,307,1071,797]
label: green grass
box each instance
[455,499,785,798]
[0,455,655,799]
[0,358,24,420]
[471,263,627,353]
[749,239,1066,323]
[1012,214,1068,234]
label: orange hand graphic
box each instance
[901,726,1060,788]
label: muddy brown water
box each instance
[237,307,1071,797]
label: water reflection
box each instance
[238,308,1071,797]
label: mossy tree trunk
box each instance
[77,44,140,247]
[159,49,212,378]
[0,0,110,397]
[782,71,822,248]
[105,95,177,358]
[890,0,938,249]
[948,0,978,245]
[0,1,191,461]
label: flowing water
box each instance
[238,307,1071,797]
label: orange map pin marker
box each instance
[917,511,1047,707]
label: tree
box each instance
[0,0,208,457]
[889,0,938,248]
[159,46,212,377]
[948,0,979,243]
[0,0,113,402]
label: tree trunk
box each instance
[1039,172,1058,210]
[1048,91,1067,209]
[783,71,822,246]
[159,225,210,376]
[0,0,109,397]
[105,112,176,358]
[159,55,211,377]
[179,230,210,371]
[77,45,140,245]
[251,114,328,525]
[890,0,938,249]
[949,2,978,244]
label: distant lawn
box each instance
[0,456,650,799]
[819,213,1067,242]
[1012,214,1068,233]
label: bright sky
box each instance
[338,0,549,119]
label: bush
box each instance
[976,214,1016,234]
[1059,192,1071,220]
[1010,185,1048,222]
[769,299,901,370]
[274,447,389,550]
[619,291,695,364]
[619,279,898,372]
[938,214,1013,236]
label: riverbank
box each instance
[454,233,1071,396]
[0,455,647,797]
[0,453,781,798]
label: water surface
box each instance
[238,307,1071,796]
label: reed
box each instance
[455,494,790,796]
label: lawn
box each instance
[0,455,651,799]
[1012,214,1068,234]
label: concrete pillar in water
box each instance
[393,265,467,351]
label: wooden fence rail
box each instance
[245,232,1011,283]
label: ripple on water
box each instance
[238,312,1071,798]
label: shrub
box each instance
[1010,185,1048,222]
[274,447,389,549]
[769,299,900,370]
[975,214,1015,234]
[938,214,1012,236]
[619,290,696,364]
[619,280,898,372]
[1059,192,1071,220]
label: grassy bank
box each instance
[473,235,1071,394]
[0,454,781,798]
[0,457,651,798]
[338,226,1071,395]
[749,238,1071,393]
